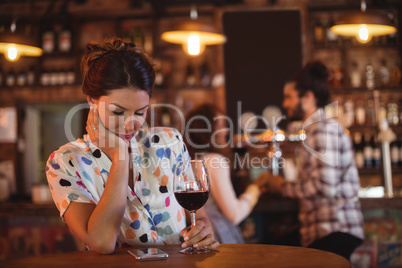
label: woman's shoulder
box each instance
[50,138,90,160]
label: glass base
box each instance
[179,246,211,254]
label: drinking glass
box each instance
[173,160,210,254]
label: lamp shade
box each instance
[330,11,397,36]
[0,31,42,61]
[161,21,226,56]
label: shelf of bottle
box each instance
[358,167,402,176]
[330,86,402,93]
[347,125,402,133]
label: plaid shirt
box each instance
[282,109,364,247]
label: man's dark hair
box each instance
[294,60,330,108]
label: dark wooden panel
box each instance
[223,10,302,132]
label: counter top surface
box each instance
[4,244,350,268]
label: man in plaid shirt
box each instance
[266,60,364,260]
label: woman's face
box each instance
[90,88,150,141]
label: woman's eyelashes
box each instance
[111,110,145,116]
[112,111,124,116]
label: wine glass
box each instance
[173,160,210,254]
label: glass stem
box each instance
[190,211,196,228]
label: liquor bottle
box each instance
[313,17,324,47]
[363,133,373,168]
[16,70,27,87]
[355,98,365,126]
[390,62,401,87]
[42,28,55,54]
[354,132,364,169]
[379,102,387,124]
[365,63,375,90]
[326,15,338,48]
[66,69,75,85]
[5,69,15,87]
[200,61,211,87]
[378,59,390,88]
[366,98,375,127]
[50,69,58,86]
[390,138,399,167]
[372,135,381,169]
[27,66,36,86]
[57,70,67,85]
[186,65,196,87]
[58,24,72,53]
[387,97,399,126]
[350,61,362,88]
[40,70,50,86]
[344,98,355,128]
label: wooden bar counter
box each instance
[4,244,350,268]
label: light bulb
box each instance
[6,45,20,61]
[356,24,372,43]
[187,34,200,55]
[182,34,206,56]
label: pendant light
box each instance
[161,5,226,56]
[0,19,42,62]
[330,0,397,44]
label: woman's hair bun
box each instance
[84,38,137,63]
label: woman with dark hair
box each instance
[184,104,268,243]
[46,38,218,254]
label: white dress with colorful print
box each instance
[46,127,188,247]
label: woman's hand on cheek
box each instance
[86,107,129,161]
[180,220,219,250]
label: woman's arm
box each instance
[206,154,260,225]
[64,156,129,254]
[64,107,130,254]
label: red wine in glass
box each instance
[174,190,209,212]
[173,160,210,254]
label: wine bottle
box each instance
[355,98,365,126]
[42,27,55,54]
[363,133,373,168]
[58,24,72,53]
[387,97,399,126]
[350,61,362,88]
[372,135,381,169]
[391,138,399,167]
[354,132,364,169]
[378,59,390,88]
[313,17,324,47]
[365,63,375,90]
[6,69,16,87]
[27,66,36,86]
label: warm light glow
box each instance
[357,24,372,43]
[161,30,225,56]
[0,42,42,62]
[187,34,201,55]
[7,45,18,61]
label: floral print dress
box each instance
[46,127,189,247]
